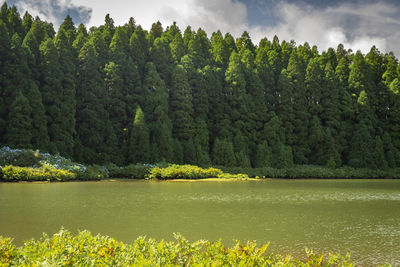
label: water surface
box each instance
[0,179,399,265]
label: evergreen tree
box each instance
[172,139,183,164]
[388,78,400,149]
[348,121,376,169]
[129,25,148,74]
[286,49,309,164]
[322,128,341,168]
[382,132,397,168]
[6,91,32,148]
[128,107,150,163]
[212,138,235,167]
[277,144,294,169]
[39,39,64,154]
[254,141,272,168]
[54,19,77,157]
[75,42,118,164]
[375,136,388,169]
[142,62,173,163]
[10,32,49,151]
[169,64,193,140]
[275,70,295,145]
[150,36,173,85]
[210,30,230,68]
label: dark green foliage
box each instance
[74,42,118,164]
[375,136,388,169]
[0,10,399,171]
[169,64,193,140]
[212,138,235,167]
[277,144,294,169]
[6,91,32,148]
[128,107,150,164]
[254,141,272,168]
[348,121,376,169]
[0,149,42,167]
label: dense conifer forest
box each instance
[1,3,400,170]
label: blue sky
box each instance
[2,0,400,56]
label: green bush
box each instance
[222,165,400,179]
[122,164,151,179]
[147,164,250,180]
[74,164,109,180]
[0,164,76,181]
[0,229,355,266]
[0,147,42,167]
[148,164,224,179]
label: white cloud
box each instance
[253,1,400,55]
[2,0,92,27]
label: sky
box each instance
[2,0,400,56]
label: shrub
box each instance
[121,164,152,179]
[0,229,355,266]
[0,165,76,181]
[74,165,109,180]
[148,164,223,179]
[147,164,250,180]
[0,147,42,167]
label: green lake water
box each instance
[0,179,399,265]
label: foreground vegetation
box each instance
[0,229,358,266]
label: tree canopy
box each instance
[1,5,399,169]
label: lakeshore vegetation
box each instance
[1,3,400,174]
[0,229,357,266]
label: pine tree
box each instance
[321,64,341,137]
[128,107,150,163]
[322,128,341,168]
[286,49,309,164]
[39,38,64,154]
[388,78,400,150]
[254,141,272,168]
[54,18,77,157]
[188,28,211,68]
[348,121,376,169]
[172,139,183,164]
[305,58,324,117]
[169,64,193,140]
[142,62,173,163]
[6,91,32,148]
[150,36,173,85]
[75,42,118,164]
[225,51,253,150]
[382,132,397,168]
[275,70,295,146]
[277,144,294,169]
[10,32,49,151]
[129,25,148,74]
[375,136,388,169]
[308,116,324,165]
[210,30,230,69]
[73,24,88,51]
[212,138,235,167]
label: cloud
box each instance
[158,0,248,36]
[251,1,400,55]
[3,0,92,28]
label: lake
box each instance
[0,179,399,265]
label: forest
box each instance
[1,3,400,170]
